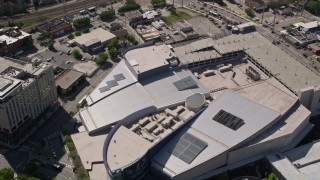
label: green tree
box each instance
[107,38,119,49]
[24,162,37,174]
[268,172,277,180]
[16,173,40,180]
[68,150,77,159]
[74,31,81,36]
[100,9,115,20]
[306,0,320,15]
[73,17,90,29]
[48,43,55,51]
[63,135,72,144]
[0,168,14,180]
[108,47,117,59]
[118,0,141,13]
[245,8,255,18]
[37,32,51,41]
[72,49,81,59]
[73,156,82,168]
[66,142,76,151]
[75,166,88,179]
[67,33,74,39]
[151,0,166,6]
[126,34,138,45]
[96,52,108,65]
[69,111,75,116]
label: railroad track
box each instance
[0,0,116,26]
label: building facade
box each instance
[0,27,32,56]
[36,19,73,38]
[0,57,58,147]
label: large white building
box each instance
[75,32,320,179]
[0,57,58,147]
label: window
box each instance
[212,110,245,131]
[169,133,207,164]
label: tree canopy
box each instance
[306,0,320,15]
[73,17,90,29]
[96,52,108,65]
[245,8,255,18]
[118,0,141,13]
[0,168,14,180]
[100,9,115,20]
[72,49,82,59]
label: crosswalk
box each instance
[47,131,61,140]
[59,162,73,169]
[18,145,32,152]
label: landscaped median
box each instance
[63,133,89,180]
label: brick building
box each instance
[36,19,73,38]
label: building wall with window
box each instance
[0,57,58,147]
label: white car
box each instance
[66,61,70,64]
[252,17,259,21]
[173,31,179,35]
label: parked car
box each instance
[52,163,62,170]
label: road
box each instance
[0,0,115,25]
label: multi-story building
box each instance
[0,57,58,147]
[0,27,32,56]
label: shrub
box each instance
[74,31,81,36]
[245,8,255,18]
[48,43,55,51]
[67,33,74,39]
[108,47,117,59]
[96,52,108,65]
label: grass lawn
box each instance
[161,11,191,25]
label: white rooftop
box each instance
[71,132,107,170]
[86,60,137,105]
[80,59,209,134]
[152,90,281,175]
[80,83,156,133]
[74,28,116,46]
[125,44,172,74]
[107,126,152,171]
[0,30,30,45]
[267,140,320,180]
[294,21,320,29]
[141,69,209,108]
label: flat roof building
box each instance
[0,57,58,147]
[267,140,320,180]
[0,27,32,56]
[55,69,84,95]
[74,28,116,53]
[73,32,320,180]
[36,19,73,38]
